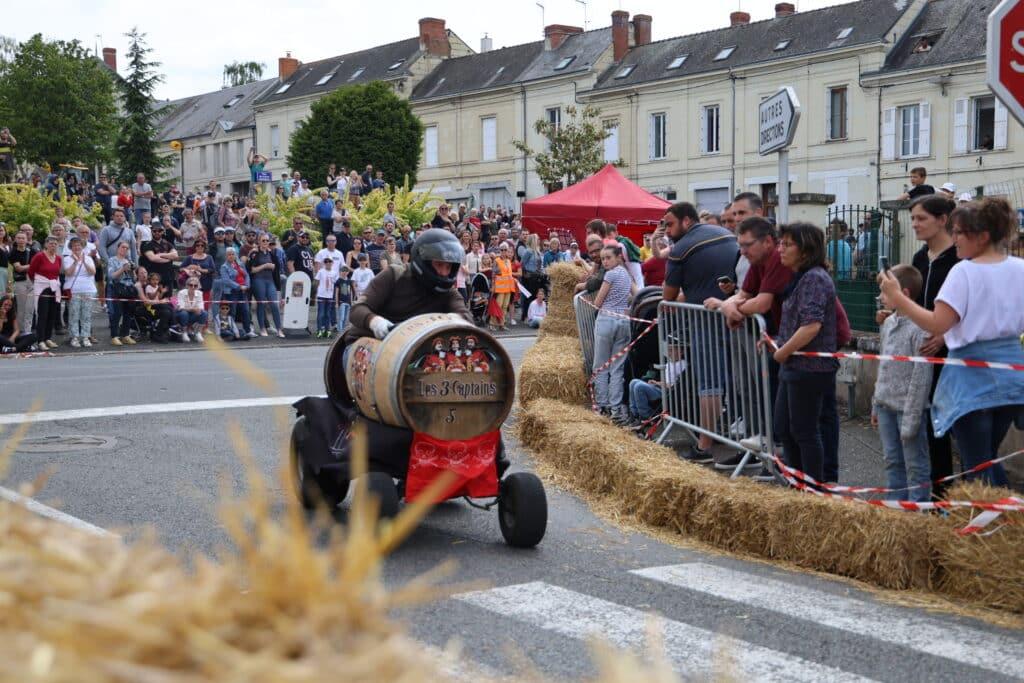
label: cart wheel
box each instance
[364,471,401,520]
[290,416,349,510]
[498,472,547,548]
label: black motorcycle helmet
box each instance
[409,228,465,293]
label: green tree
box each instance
[513,105,611,189]
[114,28,171,182]
[287,81,422,187]
[0,34,118,169]
[222,60,266,87]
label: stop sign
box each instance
[988,0,1024,125]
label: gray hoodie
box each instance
[98,221,138,262]
[872,313,932,440]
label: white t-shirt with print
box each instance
[315,247,344,277]
[351,267,374,299]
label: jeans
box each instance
[133,208,147,226]
[949,406,1017,487]
[316,299,335,330]
[224,289,251,333]
[774,368,838,485]
[251,278,281,331]
[593,315,631,411]
[629,379,662,420]
[109,298,131,338]
[336,301,350,331]
[692,318,729,398]
[927,365,954,498]
[67,292,93,339]
[876,407,931,502]
[527,317,544,329]
[175,309,208,328]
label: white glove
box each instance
[369,316,394,339]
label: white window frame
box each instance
[348,67,366,81]
[700,104,720,155]
[826,86,849,141]
[957,94,1007,153]
[269,125,281,159]
[546,107,561,130]
[603,122,619,162]
[481,116,497,161]
[897,103,930,158]
[649,112,667,161]
[424,125,438,168]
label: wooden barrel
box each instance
[339,314,514,440]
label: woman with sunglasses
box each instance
[175,277,207,342]
[249,233,284,337]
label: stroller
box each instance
[468,272,491,326]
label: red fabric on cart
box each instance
[405,430,500,503]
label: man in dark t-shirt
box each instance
[140,224,178,289]
[285,231,315,279]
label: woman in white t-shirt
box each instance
[882,197,1024,486]
[62,236,97,348]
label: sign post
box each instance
[758,87,801,223]
[988,0,1024,126]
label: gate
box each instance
[826,205,900,333]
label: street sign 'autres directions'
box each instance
[759,86,801,156]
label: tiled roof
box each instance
[518,27,612,82]
[157,77,277,142]
[880,0,992,72]
[591,0,909,91]
[254,36,422,106]
[410,40,544,100]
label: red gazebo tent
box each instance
[521,164,671,246]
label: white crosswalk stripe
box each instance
[632,563,1024,679]
[455,581,877,682]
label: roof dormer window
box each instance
[614,65,636,79]
[667,55,688,70]
[836,27,853,40]
[774,40,791,51]
[714,46,736,61]
[554,56,576,70]
[388,60,404,70]
[224,95,242,108]
[315,71,336,86]
[274,83,291,95]
[348,67,366,81]
[912,32,941,53]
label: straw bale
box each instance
[518,398,947,593]
[541,262,588,340]
[930,482,1024,613]
[518,335,590,407]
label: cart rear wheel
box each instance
[363,471,401,520]
[290,416,349,510]
[498,472,547,548]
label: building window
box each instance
[224,95,242,108]
[701,105,720,154]
[199,146,208,173]
[667,55,688,70]
[554,56,576,70]
[836,27,853,40]
[614,65,635,79]
[973,95,996,151]
[713,46,735,61]
[270,125,280,158]
[774,40,791,51]
[546,107,561,130]
[603,122,619,162]
[481,116,497,161]
[315,71,337,86]
[235,140,244,169]
[424,125,438,168]
[221,143,229,175]
[899,104,921,157]
[649,112,667,160]
[828,86,848,140]
[348,67,365,81]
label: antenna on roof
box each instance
[536,2,545,31]
[575,0,589,29]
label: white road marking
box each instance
[455,581,875,682]
[632,563,1024,679]
[0,396,312,425]
[0,485,118,538]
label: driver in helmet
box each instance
[344,228,471,344]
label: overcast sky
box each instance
[7,0,842,101]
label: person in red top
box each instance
[640,236,669,287]
[27,235,64,349]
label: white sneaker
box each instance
[267,326,278,334]
[246,330,258,338]
[181,330,190,343]
[193,330,204,343]
[82,338,92,347]
[70,338,80,348]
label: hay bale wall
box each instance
[519,397,1024,611]
[518,335,590,407]
[540,262,587,339]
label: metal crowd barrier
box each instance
[656,301,776,479]
[573,291,598,374]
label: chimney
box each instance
[419,17,451,58]
[101,47,117,72]
[775,3,796,18]
[481,34,493,53]
[632,14,652,48]
[730,11,751,27]
[612,10,630,62]
[544,24,584,51]
[278,52,299,81]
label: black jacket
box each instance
[912,244,959,311]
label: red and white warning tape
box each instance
[587,318,659,411]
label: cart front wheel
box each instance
[290,416,349,509]
[498,472,547,548]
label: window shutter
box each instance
[424,126,438,167]
[844,90,850,139]
[953,99,968,154]
[482,117,497,161]
[995,99,1009,150]
[648,115,656,160]
[604,124,619,162]
[882,108,896,161]
[699,108,707,154]
[919,101,931,157]
[824,90,832,140]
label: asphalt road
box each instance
[1,342,1021,681]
